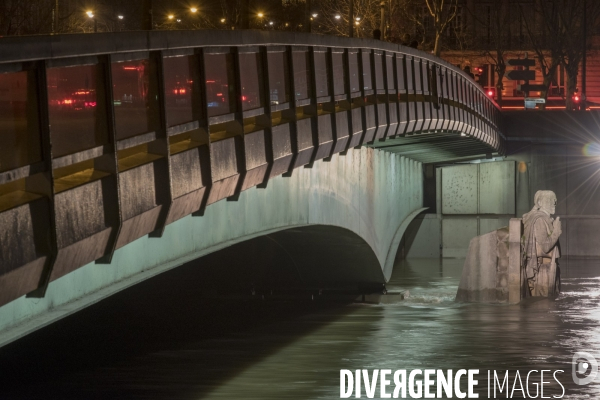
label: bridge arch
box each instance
[0,147,424,346]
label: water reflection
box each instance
[2,258,600,399]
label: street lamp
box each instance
[190,7,198,13]
[118,15,124,20]
[86,10,97,33]
[168,14,174,20]
[256,12,265,29]
[334,14,341,20]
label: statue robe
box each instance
[521,209,560,297]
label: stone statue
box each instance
[521,190,561,297]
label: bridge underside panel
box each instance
[370,132,498,163]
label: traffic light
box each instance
[573,89,580,102]
[572,88,582,110]
[475,66,488,88]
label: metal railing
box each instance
[0,30,504,307]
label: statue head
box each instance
[534,190,557,215]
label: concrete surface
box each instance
[0,147,424,347]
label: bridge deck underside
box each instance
[371,132,497,163]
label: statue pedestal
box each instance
[455,227,511,303]
[456,217,558,304]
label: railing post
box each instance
[283,46,300,176]
[226,46,248,201]
[191,49,213,216]
[148,51,174,237]
[256,46,275,187]
[95,54,123,264]
[26,60,57,298]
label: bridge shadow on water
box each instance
[0,231,385,399]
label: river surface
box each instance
[2,257,600,399]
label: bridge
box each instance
[0,30,503,346]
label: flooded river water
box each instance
[2,257,600,399]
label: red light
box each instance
[574,95,580,102]
[84,102,97,107]
[487,90,493,96]
[241,95,247,101]
[63,99,73,104]
[123,66,138,70]
[216,93,223,97]
[179,88,186,94]
[206,80,215,83]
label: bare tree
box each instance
[0,0,54,36]
[470,0,511,106]
[553,0,600,110]
[425,0,459,56]
[317,0,384,38]
[218,0,243,29]
[520,0,600,109]
[520,1,561,109]
[397,0,458,55]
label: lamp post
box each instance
[305,0,312,33]
[189,6,199,29]
[380,0,385,38]
[257,12,264,29]
[86,10,97,33]
[142,0,153,30]
[240,0,249,29]
[52,0,59,33]
[348,0,354,38]
[582,0,587,111]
